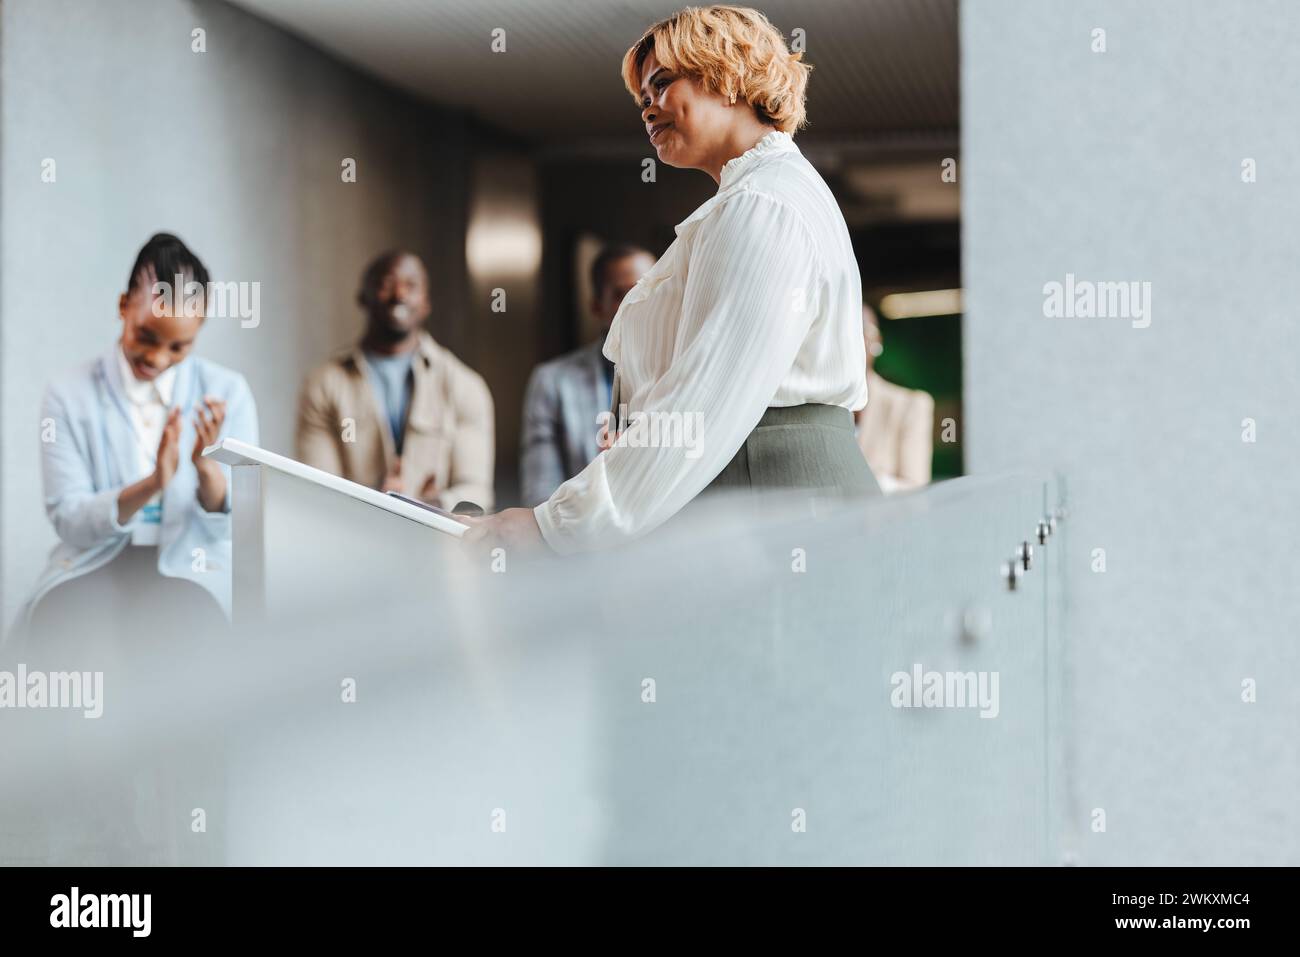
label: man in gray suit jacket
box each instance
[520,244,655,506]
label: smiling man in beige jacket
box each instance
[296,250,494,512]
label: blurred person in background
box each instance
[855,303,934,492]
[465,5,879,556]
[296,250,494,512]
[519,243,655,506]
[15,232,257,646]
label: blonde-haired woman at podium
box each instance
[463,4,879,556]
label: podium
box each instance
[204,438,467,626]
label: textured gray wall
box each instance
[0,0,472,626]
[963,0,1299,863]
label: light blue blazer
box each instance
[17,347,259,631]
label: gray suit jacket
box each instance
[520,340,612,506]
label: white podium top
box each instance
[204,437,469,537]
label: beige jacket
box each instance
[296,331,494,510]
[856,371,934,492]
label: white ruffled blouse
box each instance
[534,129,868,554]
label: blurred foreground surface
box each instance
[2,477,1061,865]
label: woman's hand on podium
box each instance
[459,508,546,559]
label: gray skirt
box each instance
[703,403,881,497]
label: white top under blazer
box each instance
[534,129,868,554]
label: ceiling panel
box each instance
[224,0,958,152]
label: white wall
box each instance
[1,0,472,626]
[963,0,1300,863]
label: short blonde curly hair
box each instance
[621,5,812,135]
